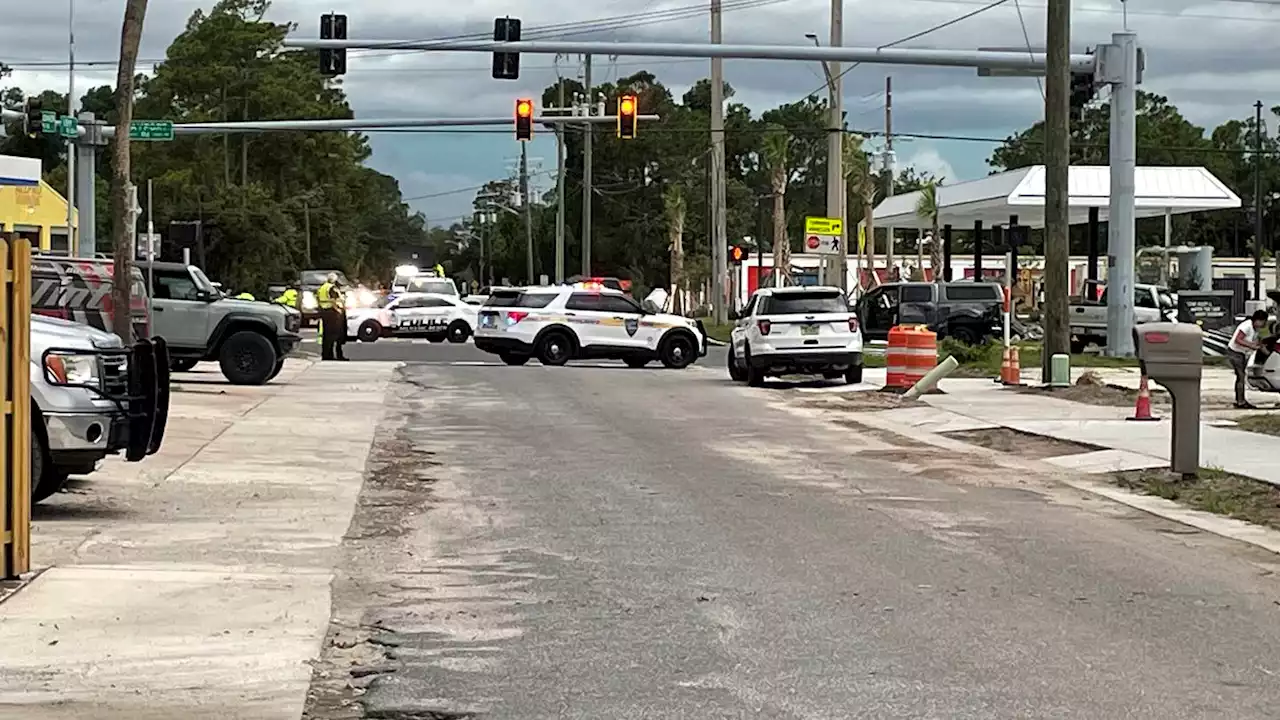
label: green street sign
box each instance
[130,120,175,141]
[57,115,77,139]
[40,111,57,135]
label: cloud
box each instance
[904,145,956,183]
[3,0,1278,226]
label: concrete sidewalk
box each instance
[0,359,395,720]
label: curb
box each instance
[830,406,1280,558]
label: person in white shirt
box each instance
[1227,309,1269,409]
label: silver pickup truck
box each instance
[1069,282,1176,353]
[31,315,169,502]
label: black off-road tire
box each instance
[31,426,67,504]
[218,331,278,386]
[268,358,286,381]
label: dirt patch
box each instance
[1113,467,1280,531]
[798,390,924,413]
[1014,380,1169,408]
[943,427,1103,459]
[1234,413,1280,438]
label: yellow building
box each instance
[0,179,78,255]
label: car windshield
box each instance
[764,291,848,314]
[408,277,457,295]
[302,270,348,286]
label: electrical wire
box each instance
[1011,0,1044,102]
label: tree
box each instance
[110,0,149,342]
[915,182,941,282]
[762,124,791,286]
[843,134,877,289]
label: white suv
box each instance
[728,286,864,386]
[474,286,707,368]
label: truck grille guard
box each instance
[40,337,171,462]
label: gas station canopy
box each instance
[872,165,1242,230]
[0,155,40,187]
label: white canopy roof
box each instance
[0,154,39,186]
[873,165,1242,230]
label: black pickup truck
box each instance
[856,281,1005,345]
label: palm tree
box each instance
[663,184,686,315]
[843,134,878,290]
[762,123,791,287]
[108,0,149,342]
[915,181,942,283]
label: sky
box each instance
[2,0,1279,229]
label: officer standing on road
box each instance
[317,273,348,362]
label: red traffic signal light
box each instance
[515,98,533,141]
[617,94,638,140]
[729,245,746,264]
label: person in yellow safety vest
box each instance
[434,263,445,277]
[316,273,348,361]
[273,287,298,307]
[235,292,255,301]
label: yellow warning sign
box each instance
[804,216,842,236]
[857,225,866,253]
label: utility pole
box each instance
[826,0,845,291]
[109,0,148,343]
[710,0,728,323]
[581,54,594,277]
[882,76,895,277]
[1041,0,1070,372]
[1255,100,1265,300]
[555,77,567,283]
[67,0,77,254]
[521,141,534,282]
[1104,31,1139,356]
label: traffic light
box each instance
[617,94,638,140]
[24,97,42,138]
[319,13,348,77]
[515,98,533,141]
[492,17,522,80]
[729,245,746,264]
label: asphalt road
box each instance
[310,356,1280,719]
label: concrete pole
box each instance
[555,79,567,283]
[1041,0,1071,373]
[1256,100,1266,300]
[826,0,846,291]
[521,142,534,282]
[1105,31,1139,356]
[74,113,97,256]
[1162,207,1172,287]
[883,76,895,278]
[66,0,77,254]
[581,55,593,277]
[710,0,728,324]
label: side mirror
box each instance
[195,289,215,302]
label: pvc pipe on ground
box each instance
[903,355,959,400]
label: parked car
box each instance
[145,262,302,384]
[1069,280,1175,353]
[32,255,151,340]
[348,292,476,343]
[728,286,864,385]
[32,315,169,502]
[856,281,1004,345]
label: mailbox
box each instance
[1135,322,1203,477]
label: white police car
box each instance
[474,285,707,368]
[728,286,864,385]
[347,292,477,344]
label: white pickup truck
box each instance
[1069,281,1176,353]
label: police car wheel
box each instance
[358,320,382,343]
[447,321,471,344]
[744,346,766,387]
[727,347,746,382]
[844,364,863,384]
[659,332,697,369]
[536,331,574,366]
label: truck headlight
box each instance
[301,291,318,310]
[44,353,100,386]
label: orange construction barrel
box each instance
[902,325,937,388]
[886,325,910,389]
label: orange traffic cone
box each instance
[1006,346,1021,386]
[1128,374,1160,422]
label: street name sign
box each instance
[58,115,77,139]
[40,111,57,135]
[130,120,175,141]
[804,216,842,236]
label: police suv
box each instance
[728,286,864,386]
[347,292,477,344]
[474,285,707,368]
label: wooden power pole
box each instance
[109,0,148,343]
[1041,0,1071,375]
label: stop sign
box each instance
[806,235,820,250]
